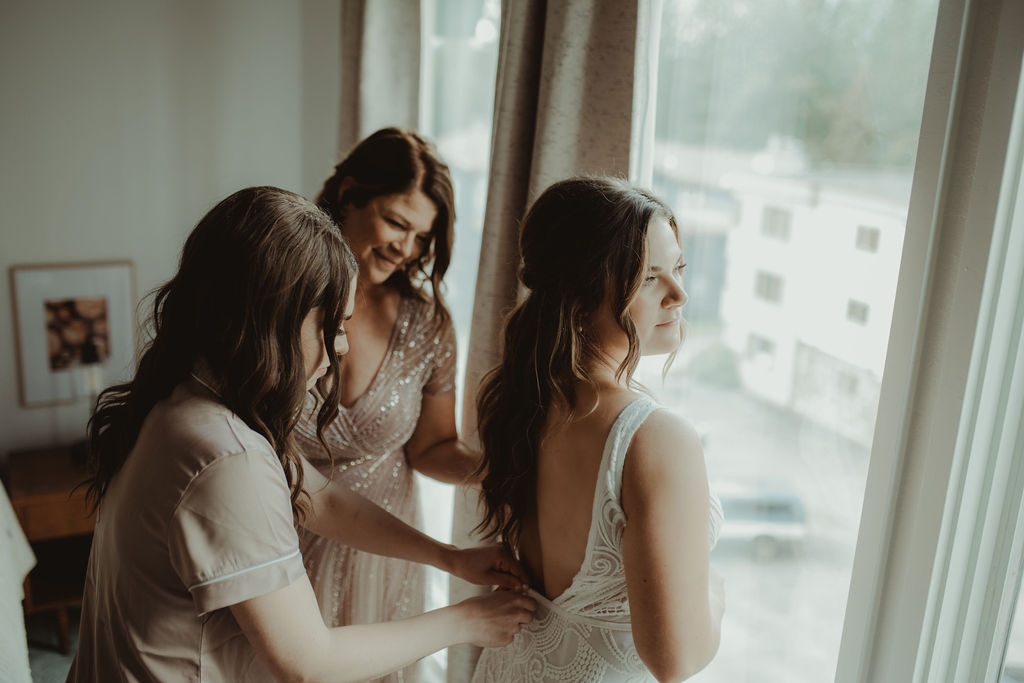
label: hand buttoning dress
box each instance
[472,396,724,683]
[294,295,456,683]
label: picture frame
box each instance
[9,261,136,408]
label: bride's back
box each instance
[473,177,724,682]
[520,388,639,599]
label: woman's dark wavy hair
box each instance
[316,126,454,327]
[475,176,678,550]
[83,186,357,524]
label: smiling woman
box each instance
[293,127,482,683]
[341,187,437,286]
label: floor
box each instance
[25,608,77,683]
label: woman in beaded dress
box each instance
[472,178,725,682]
[294,128,480,682]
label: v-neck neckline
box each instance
[338,295,410,411]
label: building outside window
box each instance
[748,333,776,357]
[856,224,881,252]
[847,299,870,325]
[634,0,942,680]
[754,270,784,303]
[762,205,793,241]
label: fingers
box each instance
[478,592,537,647]
[489,568,527,591]
[498,550,530,585]
[515,594,538,620]
[457,544,531,589]
[486,544,530,587]
[502,591,538,624]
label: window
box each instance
[838,371,859,396]
[847,299,869,324]
[754,271,784,303]
[762,206,792,241]
[1003,589,1024,681]
[748,333,775,357]
[855,225,880,252]
[637,1,941,680]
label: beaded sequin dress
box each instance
[472,397,724,683]
[294,295,456,683]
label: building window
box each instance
[847,299,870,324]
[856,225,880,252]
[762,206,792,241]
[754,271,784,303]
[838,371,860,395]
[748,333,776,356]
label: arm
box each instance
[621,411,724,682]
[404,392,481,484]
[300,456,524,589]
[231,574,536,683]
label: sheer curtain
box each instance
[336,0,421,153]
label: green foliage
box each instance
[688,343,742,389]
[656,0,939,168]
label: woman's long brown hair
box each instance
[316,126,454,328]
[475,177,677,550]
[84,186,357,523]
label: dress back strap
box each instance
[603,396,659,504]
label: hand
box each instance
[444,544,529,590]
[454,589,538,648]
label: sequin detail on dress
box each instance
[294,296,456,683]
[472,397,724,683]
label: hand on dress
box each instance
[445,544,529,590]
[453,590,538,647]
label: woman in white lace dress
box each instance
[472,177,726,682]
[294,128,482,683]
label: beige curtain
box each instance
[448,1,652,679]
[337,0,421,154]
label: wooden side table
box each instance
[4,445,96,654]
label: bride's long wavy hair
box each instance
[475,177,678,549]
[84,186,356,523]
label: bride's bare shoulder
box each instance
[633,407,701,450]
[623,407,707,503]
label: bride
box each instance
[471,177,725,682]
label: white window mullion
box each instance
[920,45,1024,680]
[837,0,1024,681]
[834,0,973,676]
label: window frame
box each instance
[753,270,785,303]
[846,299,870,325]
[762,205,793,241]
[834,1,1024,681]
[855,225,881,253]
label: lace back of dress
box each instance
[554,397,659,620]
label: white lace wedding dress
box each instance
[471,397,723,683]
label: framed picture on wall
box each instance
[9,261,136,407]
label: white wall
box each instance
[0,0,340,455]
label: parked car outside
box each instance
[713,480,809,560]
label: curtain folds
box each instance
[449,1,647,680]
[337,0,421,154]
